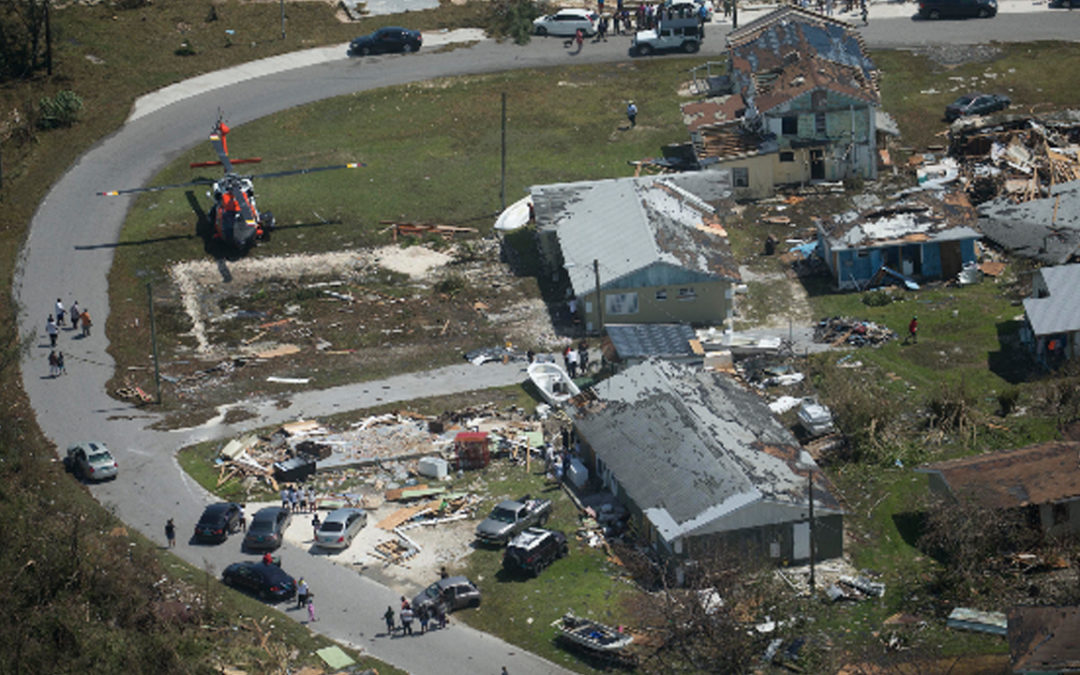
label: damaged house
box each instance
[532,172,740,333]
[817,192,981,289]
[917,441,1080,538]
[1008,606,1080,675]
[1021,262,1080,363]
[569,359,843,577]
[682,7,880,200]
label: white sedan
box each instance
[533,9,598,37]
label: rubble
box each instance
[813,317,898,347]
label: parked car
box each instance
[631,18,703,56]
[918,0,996,19]
[193,502,243,544]
[503,528,568,576]
[315,507,367,550]
[532,9,598,37]
[944,93,1011,121]
[64,441,118,481]
[475,495,553,546]
[221,561,296,602]
[1049,0,1080,7]
[348,27,422,57]
[411,576,481,614]
[242,506,291,552]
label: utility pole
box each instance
[147,283,161,404]
[593,259,603,335]
[808,472,816,594]
[280,0,286,39]
[45,0,53,76]
[500,92,507,211]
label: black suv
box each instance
[918,0,996,19]
[502,528,568,576]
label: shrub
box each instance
[486,0,545,44]
[862,289,892,307]
[37,90,83,129]
[175,40,197,57]
[997,387,1020,417]
[434,274,466,298]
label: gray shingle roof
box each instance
[571,360,840,542]
[530,173,739,298]
[1024,263,1080,336]
[978,181,1080,265]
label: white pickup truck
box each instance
[631,17,703,56]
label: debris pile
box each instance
[776,558,886,602]
[948,111,1080,205]
[813,317,897,347]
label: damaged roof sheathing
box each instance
[570,360,840,543]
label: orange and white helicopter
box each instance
[98,116,363,250]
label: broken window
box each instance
[678,287,696,300]
[733,167,749,187]
[1053,502,1069,526]
[815,113,826,135]
[779,151,795,162]
[781,116,798,135]
[605,292,639,315]
[655,289,668,301]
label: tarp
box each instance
[315,645,355,669]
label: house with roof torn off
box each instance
[817,191,981,289]
[682,7,880,200]
[531,172,740,333]
[917,441,1080,537]
[1021,262,1080,364]
[569,360,843,578]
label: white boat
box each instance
[552,613,634,653]
[494,195,532,232]
[528,361,580,406]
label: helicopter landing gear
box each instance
[257,212,275,242]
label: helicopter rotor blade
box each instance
[209,130,234,174]
[246,162,365,181]
[97,178,216,197]
[190,157,262,169]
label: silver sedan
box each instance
[315,508,368,550]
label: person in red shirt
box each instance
[906,316,918,344]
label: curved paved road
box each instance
[15,11,1080,674]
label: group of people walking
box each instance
[384,596,446,637]
[45,298,91,378]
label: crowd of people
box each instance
[44,297,93,378]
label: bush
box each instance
[37,90,83,129]
[997,387,1020,417]
[434,274,466,298]
[862,289,892,307]
[486,0,545,44]
[175,40,197,57]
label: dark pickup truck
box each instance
[475,495,553,546]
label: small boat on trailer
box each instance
[551,612,637,666]
[528,361,580,407]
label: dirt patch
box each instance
[911,44,1003,69]
[147,241,561,426]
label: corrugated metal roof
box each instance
[977,181,1080,265]
[606,323,698,359]
[820,191,980,251]
[918,441,1080,509]
[1024,263,1080,335]
[570,360,840,541]
[530,173,739,297]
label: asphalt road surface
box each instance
[16,8,1080,674]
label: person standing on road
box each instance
[400,604,415,636]
[80,309,92,337]
[626,101,638,128]
[312,512,321,539]
[55,299,66,327]
[574,28,584,54]
[69,301,80,332]
[297,578,309,609]
[165,518,176,548]
[417,603,430,634]
[56,351,66,376]
[281,486,290,511]
[46,315,58,347]
[48,350,59,378]
[238,503,246,532]
[307,597,317,623]
[384,605,396,635]
[434,602,447,629]
[306,486,316,513]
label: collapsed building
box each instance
[817,191,981,289]
[681,7,881,200]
